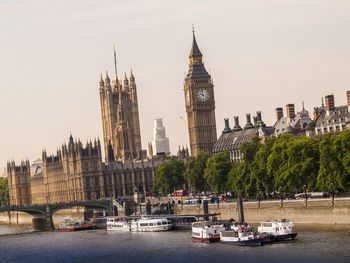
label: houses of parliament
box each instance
[7,31,213,205]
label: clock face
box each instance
[197,89,209,102]
[185,90,190,105]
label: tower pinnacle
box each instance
[189,27,202,58]
[113,44,118,82]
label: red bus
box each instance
[173,189,188,197]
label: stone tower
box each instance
[99,64,142,162]
[7,160,31,205]
[184,29,217,156]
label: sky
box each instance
[1,0,350,168]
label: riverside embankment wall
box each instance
[0,208,85,225]
[173,198,350,225]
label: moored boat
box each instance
[130,217,172,232]
[258,218,297,242]
[191,222,225,243]
[220,223,262,246]
[57,218,95,232]
[106,217,131,231]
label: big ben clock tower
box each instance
[184,29,217,156]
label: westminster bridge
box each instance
[0,200,114,231]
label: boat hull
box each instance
[192,237,220,243]
[131,225,172,232]
[57,225,95,232]
[220,238,262,246]
[262,233,297,243]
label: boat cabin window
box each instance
[162,221,167,225]
[157,222,162,225]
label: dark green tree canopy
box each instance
[0,177,9,206]
[204,150,232,194]
[152,157,185,195]
[184,151,210,193]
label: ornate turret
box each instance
[124,73,129,86]
[130,69,135,82]
[99,74,104,88]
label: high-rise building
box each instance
[152,118,170,155]
[184,29,217,156]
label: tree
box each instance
[250,136,276,195]
[317,131,350,191]
[0,177,9,205]
[152,157,185,195]
[228,136,264,198]
[184,151,210,193]
[204,150,232,194]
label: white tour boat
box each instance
[220,223,263,246]
[191,222,225,243]
[130,217,172,232]
[106,217,131,231]
[258,218,297,242]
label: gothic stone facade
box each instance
[7,160,31,205]
[184,30,217,156]
[99,71,142,163]
[9,136,158,205]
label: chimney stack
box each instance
[253,116,258,126]
[233,116,243,131]
[347,90,350,107]
[256,111,261,122]
[276,108,283,122]
[222,118,232,134]
[244,113,254,130]
[313,107,319,120]
[325,94,335,112]
[286,104,295,119]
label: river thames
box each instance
[1,224,350,263]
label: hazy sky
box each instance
[1,0,350,167]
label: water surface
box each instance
[0,224,349,263]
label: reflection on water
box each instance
[1,224,350,263]
[0,224,33,236]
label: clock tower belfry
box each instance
[184,29,217,156]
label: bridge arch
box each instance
[0,207,46,216]
[49,203,110,216]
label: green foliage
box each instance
[153,157,185,195]
[0,177,9,205]
[226,130,350,197]
[153,130,350,198]
[184,151,210,193]
[204,150,232,194]
[317,131,350,191]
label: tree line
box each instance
[152,130,350,198]
[0,177,9,205]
